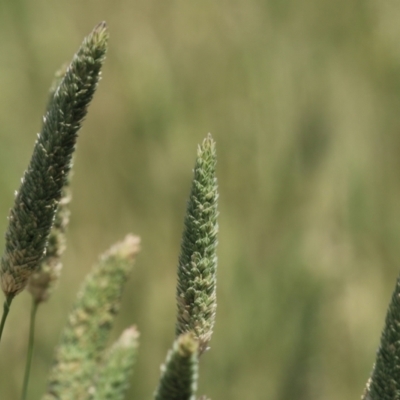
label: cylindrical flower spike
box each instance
[176,134,219,354]
[0,22,109,297]
[95,326,140,400]
[362,274,400,400]
[27,65,72,304]
[43,235,140,400]
[154,333,199,400]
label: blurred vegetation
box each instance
[0,0,400,399]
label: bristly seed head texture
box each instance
[154,333,199,400]
[27,184,71,304]
[43,234,140,400]
[95,326,140,400]
[176,134,218,355]
[0,22,109,297]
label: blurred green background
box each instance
[1,0,400,398]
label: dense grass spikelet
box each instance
[95,326,140,400]
[0,22,108,297]
[43,234,140,400]
[176,134,218,354]
[362,275,400,400]
[154,333,199,400]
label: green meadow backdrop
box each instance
[0,0,400,399]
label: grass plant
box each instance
[0,21,219,399]
[1,14,400,400]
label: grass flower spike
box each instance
[44,234,140,399]
[95,326,140,400]
[176,134,218,354]
[0,22,108,298]
[0,21,222,399]
[362,275,400,399]
[154,333,199,400]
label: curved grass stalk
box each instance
[0,295,13,343]
[20,300,39,400]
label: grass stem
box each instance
[21,300,39,400]
[0,295,14,343]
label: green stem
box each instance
[0,295,14,342]
[21,300,39,400]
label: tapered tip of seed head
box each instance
[88,21,109,49]
[96,21,107,29]
[204,133,215,145]
[92,21,107,35]
[177,333,199,357]
[198,133,216,156]
[106,234,141,260]
[119,325,140,348]
[94,21,108,34]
